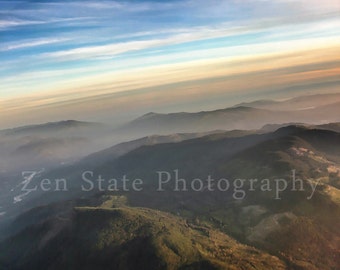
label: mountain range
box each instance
[118,94,340,135]
[0,93,339,269]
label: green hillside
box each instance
[0,203,286,270]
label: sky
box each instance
[0,0,340,128]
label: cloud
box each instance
[39,0,183,12]
[2,38,339,102]
[0,17,95,30]
[37,12,340,62]
[43,39,161,60]
[0,38,71,51]
[0,19,43,29]
[278,0,340,11]
[40,23,256,60]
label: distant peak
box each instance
[137,112,161,119]
[58,120,92,126]
[233,99,276,107]
[144,112,158,116]
[62,120,78,124]
[229,106,257,110]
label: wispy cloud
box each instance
[0,37,71,51]
[38,14,340,62]
[2,37,339,100]
[0,19,43,29]
[39,21,263,61]
[0,17,95,30]
[276,0,340,12]
[37,0,183,12]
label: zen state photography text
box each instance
[18,169,321,200]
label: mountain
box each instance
[1,94,340,270]
[0,120,102,137]
[0,120,113,172]
[0,198,286,270]
[262,122,340,133]
[118,98,340,136]
[316,122,340,133]
[3,93,340,156]
[0,128,260,229]
[82,130,254,166]
[0,125,340,269]
[260,123,306,132]
[17,125,337,270]
[9,137,90,168]
[6,125,339,211]
[118,106,296,135]
[94,126,340,269]
[235,93,340,111]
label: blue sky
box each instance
[0,0,340,127]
